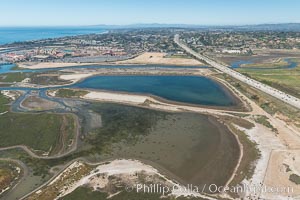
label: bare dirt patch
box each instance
[22,95,60,111]
[18,62,91,69]
[117,52,204,66]
[263,150,300,199]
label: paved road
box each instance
[174,34,300,110]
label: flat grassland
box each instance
[237,59,300,98]
[0,72,31,83]
[0,94,76,155]
[0,113,73,153]
[240,59,289,68]
[0,93,10,113]
[55,88,89,98]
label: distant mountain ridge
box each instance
[92,23,300,31]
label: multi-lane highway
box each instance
[174,34,300,110]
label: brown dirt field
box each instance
[117,52,204,66]
[263,150,300,199]
[0,169,12,191]
[22,96,60,110]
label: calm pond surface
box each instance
[74,75,237,106]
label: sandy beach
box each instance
[59,73,94,83]
[83,91,148,104]
[69,89,242,114]
[17,62,91,69]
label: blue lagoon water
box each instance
[0,26,106,45]
[73,75,237,106]
[0,63,16,73]
[231,59,255,69]
[230,58,297,69]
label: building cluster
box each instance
[217,48,252,54]
[182,31,300,56]
[0,43,129,63]
[1,53,26,62]
[2,29,300,63]
[0,29,183,63]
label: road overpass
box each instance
[174,34,300,110]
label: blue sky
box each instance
[1,0,300,26]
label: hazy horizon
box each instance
[1,22,300,29]
[1,0,300,26]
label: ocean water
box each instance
[73,75,237,106]
[0,26,105,45]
